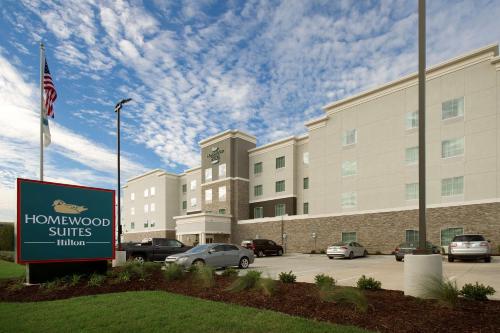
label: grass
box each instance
[320,287,368,313]
[421,276,459,308]
[0,260,24,280]
[0,291,371,333]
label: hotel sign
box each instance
[207,147,224,164]
[17,179,115,263]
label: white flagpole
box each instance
[40,42,45,181]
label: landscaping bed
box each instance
[1,267,499,333]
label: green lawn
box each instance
[0,260,24,280]
[0,291,370,333]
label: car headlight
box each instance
[177,257,188,263]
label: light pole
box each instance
[418,0,427,253]
[115,98,132,250]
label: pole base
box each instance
[112,251,127,267]
[404,254,442,298]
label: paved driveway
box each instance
[248,253,500,300]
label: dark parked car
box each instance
[394,241,441,261]
[122,238,191,263]
[241,239,284,257]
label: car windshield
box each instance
[399,242,434,248]
[453,235,485,242]
[332,242,347,246]
[184,245,209,254]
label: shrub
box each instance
[187,265,198,273]
[40,280,59,293]
[375,251,382,255]
[315,274,336,289]
[193,265,215,289]
[7,278,25,292]
[227,270,262,292]
[310,250,316,254]
[164,263,185,281]
[69,274,82,287]
[221,267,239,278]
[257,277,277,297]
[460,282,496,301]
[0,251,14,262]
[278,271,296,283]
[422,276,459,308]
[319,249,326,254]
[143,262,162,274]
[87,273,106,287]
[357,275,382,290]
[0,224,14,251]
[116,270,131,283]
[122,261,152,281]
[321,287,368,312]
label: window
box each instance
[182,201,187,210]
[218,208,226,215]
[405,146,419,165]
[144,189,149,197]
[442,97,464,120]
[342,129,357,146]
[441,227,464,246]
[342,232,357,242]
[130,193,135,201]
[275,203,286,216]
[303,177,309,189]
[405,230,419,243]
[254,207,264,218]
[150,203,156,212]
[341,192,357,208]
[254,185,263,196]
[219,163,226,178]
[442,138,464,158]
[303,152,309,165]
[131,207,135,215]
[182,184,187,193]
[275,180,285,193]
[303,202,309,214]
[217,186,226,201]
[405,183,419,200]
[150,187,155,196]
[190,180,197,190]
[150,220,155,228]
[441,176,464,196]
[205,168,212,182]
[406,111,419,130]
[190,198,197,207]
[130,222,135,229]
[276,156,285,169]
[144,220,148,228]
[254,162,263,174]
[205,189,212,203]
[341,160,357,177]
[144,204,148,213]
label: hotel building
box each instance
[122,44,500,253]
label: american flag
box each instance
[43,58,57,118]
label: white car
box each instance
[327,242,368,259]
[448,234,492,263]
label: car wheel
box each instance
[396,257,403,262]
[277,250,283,256]
[193,259,205,267]
[363,250,368,257]
[133,255,145,264]
[485,256,491,263]
[448,256,454,262]
[257,250,264,258]
[239,257,250,269]
[328,256,334,260]
[349,251,354,260]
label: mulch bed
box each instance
[1,271,499,333]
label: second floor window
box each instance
[303,202,309,214]
[276,156,285,169]
[442,138,464,158]
[406,146,419,165]
[130,222,135,229]
[275,203,286,216]
[275,180,285,193]
[441,176,464,196]
[182,201,187,210]
[405,183,419,200]
[254,206,263,218]
[341,192,357,208]
[254,162,263,174]
[254,185,263,196]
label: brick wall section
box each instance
[123,229,176,243]
[233,202,500,254]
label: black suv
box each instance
[242,239,284,257]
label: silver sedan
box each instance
[165,243,255,269]
[326,241,368,259]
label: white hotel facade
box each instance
[122,44,500,253]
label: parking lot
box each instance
[248,253,500,300]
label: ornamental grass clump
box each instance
[227,270,262,292]
[87,273,106,287]
[164,263,185,282]
[221,267,239,278]
[321,287,368,313]
[7,278,25,292]
[278,271,296,283]
[421,276,459,308]
[69,274,82,287]
[356,275,382,290]
[257,277,277,297]
[460,282,496,301]
[315,274,336,290]
[193,265,215,289]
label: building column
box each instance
[199,232,206,245]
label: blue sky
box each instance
[1,0,500,220]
